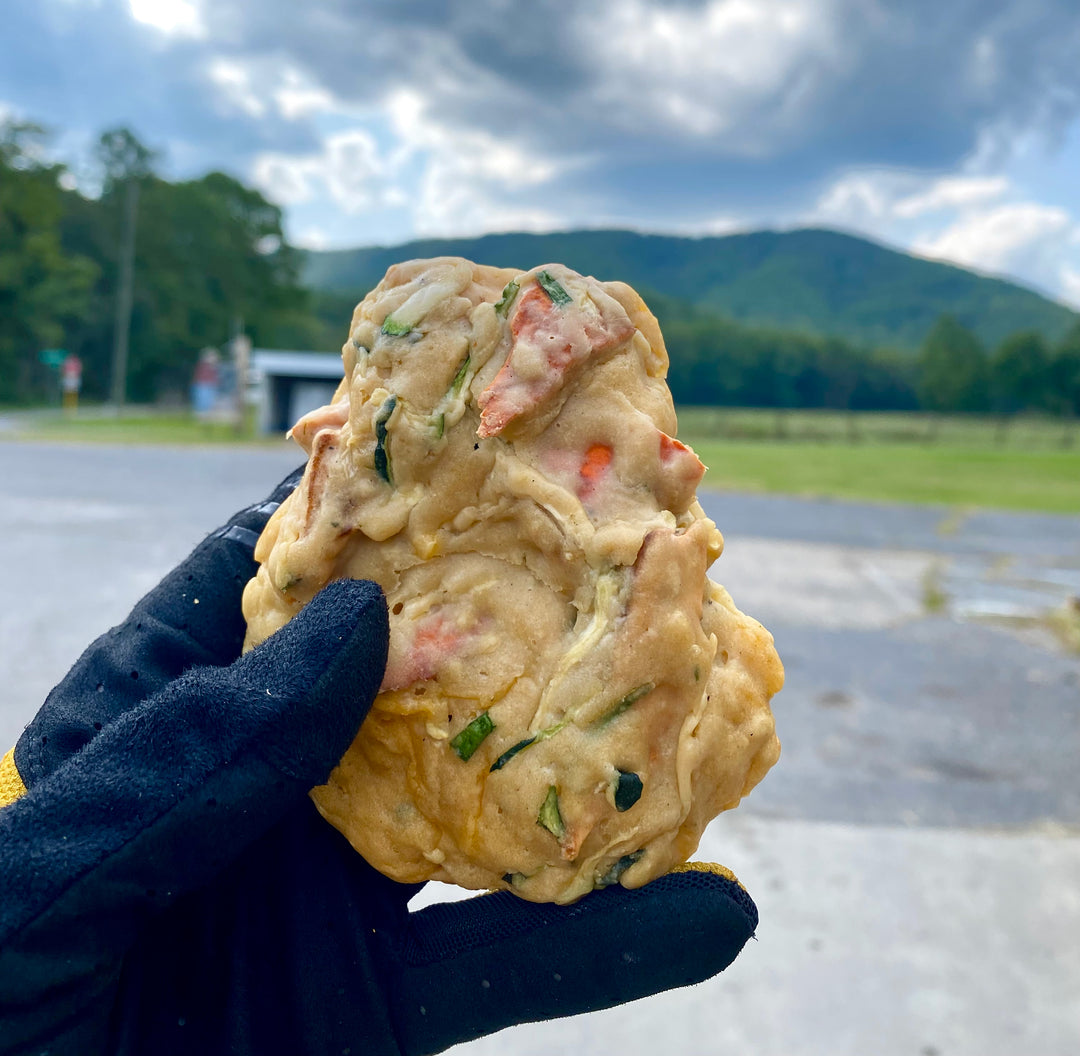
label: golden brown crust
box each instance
[242,258,782,903]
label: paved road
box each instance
[2,440,1078,1055]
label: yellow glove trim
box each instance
[669,861,745,892]
[0,746,28,808]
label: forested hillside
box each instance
[4,115,1078,418]
[302,228,1077,352]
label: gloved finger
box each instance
[0,579,388,1028]
[15,464,304,789]
[380,864,758,1055]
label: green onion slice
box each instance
[494,279,520,317]
[489,736,537,772]
[537,786,566,840]
[449,712,495,761]
[536,270,572,307]
[596,683,654,726]
[373,395,397,485]
[449,355,470,395]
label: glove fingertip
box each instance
[384,868,758,1055]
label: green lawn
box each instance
[685,439,1080,513]
[7,410,282,447]
[676,406,1078,449]
[675,407,1080,513]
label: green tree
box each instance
[95,127,156,191]
[1047,323,1080,445]
[114,170,314,399]
[55,130,315,402]
[915,314,988,413]
[0,122,97,403]
[989,330,1051,415]
[96,127,157,405]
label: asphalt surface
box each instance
[2,440,1078,1055]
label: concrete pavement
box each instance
[1,440,1077,1054]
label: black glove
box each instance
[0,469,759,1056]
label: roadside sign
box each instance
[39,348,67,368]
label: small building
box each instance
[250,349,344,434]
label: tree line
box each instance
[0,122,337,405]
[657,297,1080,419]
[3,118,1079,419]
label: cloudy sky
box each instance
[4,0,1080,306]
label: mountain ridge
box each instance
[300,227,1077,352]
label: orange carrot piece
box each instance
[580,443,613,483]
[658,432,690,460]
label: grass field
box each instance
[675,406,1079,449]
[685,438,1080,512]
[6,405,1080,513]
[4,409,279,447]
[677,408,1080,513]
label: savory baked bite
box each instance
[242,257,783,904]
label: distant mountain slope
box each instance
[301,227,1077,351]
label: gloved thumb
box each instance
[0,579,388,1041]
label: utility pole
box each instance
[110,177,140,412]
[109,176,139,413]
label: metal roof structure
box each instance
[250,349,343,379]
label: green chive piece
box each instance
[449,355,470,395]
[489,736,537,772]
[537,786,566,840]
[373,395,397,485]
[613,770,643,812]
[596,683,654,726]
[381,315,411,336]
[494,280,520,317]
[536,270,572,307]
[597,849,644,888]
[450,712,495,761]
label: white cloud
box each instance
[127,0,204,38]
[698,214,747,237]
[204,56,347,125]
[893,176,1009,218]
[253,127,397,220]
[913,203,1073,273]
[813,169,913,225]
[1058,265,1080,310]
[323,129,389,215]
[809,164,1080,303]
[382,87,570,237]
[384,88,561,189]
[578,0,841,150]
[251,79,573,244]
[293,225,330,251]
[272,67,335,121]
[252,153,318,205]
[206,58,266,118]
[813,170,1012,230]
